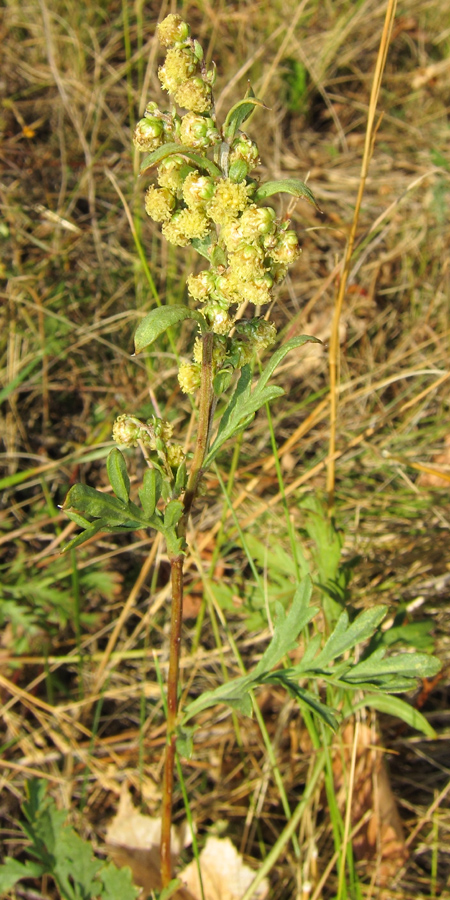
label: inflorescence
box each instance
[131,14,302,397]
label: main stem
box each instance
[160,332,215,887]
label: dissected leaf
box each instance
[205,337,320,466]
[183,673,255,722]
[135,306,206,353]
[254,578,316,676]
[0,858,45,892]
[314,606,387,668]
[64,484,131,525]
[62,519,110,552]
[344,649,441,684]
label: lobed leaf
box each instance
[313,606,387,668]
[134,306,206,354]
[64,483,131,524]
[0,858,45,892]
[205,336,320,466]
[344,649,441,684]
[254,578,317,676]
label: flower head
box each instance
[157,14,190,47]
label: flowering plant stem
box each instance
[161,331,214,886]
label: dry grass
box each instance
[1,0,450,896]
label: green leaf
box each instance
[107,448,130,503]
[313,606,387,668]
[62,519,110,552]
[158,879,186,900]
[99,863,140,900]
[64,484,133,526]
[344,649,441,684]
[176,725,196,759]
[64,510,93,529]
[138,467,163,518]
[183,672,255,722]
[353,694,436,739]
[288,683,339,730]
[254,578,317,676]
[0,858,45,891]
[163,499,184,529]
[139,142,221,177]
[191,234,213,260]
[223,89,265,141]
[205,336,321,466]
[134,306,207,354]
[254,178,321,210]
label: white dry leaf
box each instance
[180,836,268,900]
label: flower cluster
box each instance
[134,14,304,393]
[113,414,185,468]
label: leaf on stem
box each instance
[222,88,266,141]
[139,142,221,177]
[352,694,436,738]
[135,306,207,354]
[107,448,131,503]
[205,336,321,466]
[254,177,321,210]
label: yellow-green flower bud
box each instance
[159,48,198,94]
[133,116,164,152]
[229,135,260,170]
[193,335,228,367]
[157,14,190,47]
[166,443,186,467]
[157,156,186,193]
[239,206,277,242]
[228,244,265,280]
[179,112,220,149]
[204,304,233,335]
[144,185,176,222]
[182,171,216,207]
[270,262,289,284]
[148,417,173,442]
[162,208,210,246]
[231,339,254,367]
[178,361,201,394]
[206,178,249,225]
[242,278,273,306]
[253,319,277,348]
[220,219,245,252]
[174,77,213,113]
[269,229,301,265]
[214,272,239,305]
[187,270,216,301]
[112,415,141,447]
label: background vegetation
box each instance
[1,0,449,897]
